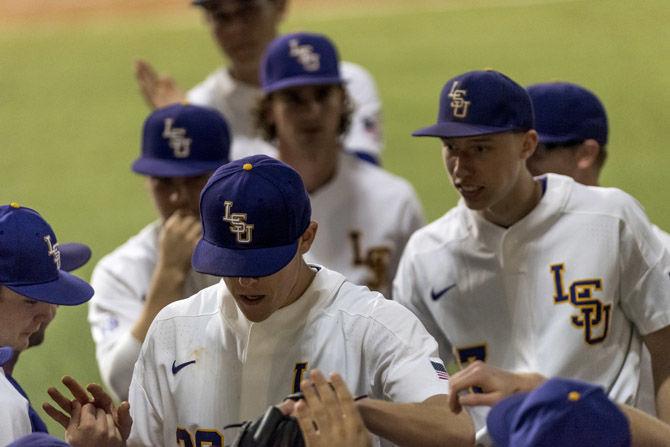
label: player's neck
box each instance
[228,63,261,87]
[481,173,542,228]
[278,142,341,194]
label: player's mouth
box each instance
[238,294,266,306]
[456,184,484,200]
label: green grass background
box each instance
[1,0,669,437]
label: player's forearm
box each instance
[356,395,474,447]
[620,404,670,446]
[131,263,188,342]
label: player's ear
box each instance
[297,221,318,254]
[575,139,600,170]
[520,130,539,160]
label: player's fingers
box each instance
[329,373,355,407]
[86,383,113,411]
[458,391,503,408]
[62,376,91,405]
[42,402,71,429]
[310,370,340,420]
[67,400,82,431]
[117,401,133,440]
[47,386,73,415]
[448,388,463,414]
[186,220,203,243]
[295,400,320,445]
[106,411,121,441]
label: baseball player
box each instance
[525,81,670,248]
[135,0,383,164]
[2,242,91,436]
[88,103,230,401]
[0,203,94,444]
[127,155,474,446]
[393,70,670,444]
[253,32,423,297]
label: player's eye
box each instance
[315,86,334,102]
[23,299,38,306]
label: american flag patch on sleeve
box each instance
[430,357,449,381]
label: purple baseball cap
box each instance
[413,70,534,139]
[7,433,70,447]
[487,377,631,447]
[132,103,231,177]
[59,242,92,272]
[527,82,608,146]
[261,32,344,94]
[192,155,311,277]
[0,203,94,305]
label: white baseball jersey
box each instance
[393,173,670,443]
[0,368,31,445]
[88,221,219,401]
[307,153,424,297]
[187,61,383,161]
[127,266,448,447]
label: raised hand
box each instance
[134,59,186,109]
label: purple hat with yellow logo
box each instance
[413,70,534,139]
[527,82,608,146]
[0,203,93,305]
[487,377,630,447]
[192,155,311,277]
[261,32,344,94]
[133,103,231,177]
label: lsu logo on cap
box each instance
[448,81,470,118]
[289,38,320,72]
[43,235,61,269]
[223,201,254,244]
[162,118,192,158]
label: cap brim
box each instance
[132,158,224,177]
[5,271,94,306]
[412,122,524,139]
[486,392,529,447]
[59,243,92,272]
[536,132,582,145]
[192,237,298,278]
[264,76,344,94]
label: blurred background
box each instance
[1,0,669,437]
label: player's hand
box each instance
[295,370,372,447]
[65,402,125,447]
[134,59,186,109]
[43,376,132,441]
[156,210,202,274]
[448,361,546,414]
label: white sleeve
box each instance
[365,300,449,403]
[0,374,31,445]
[392,244,453,363]
[89,258,148,401]
[127,328,165,447]
[617,198,670,335]
[341,62,383,158]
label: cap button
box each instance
[567,391,581,401]
[9,202,20,209]
[243,163,253,171]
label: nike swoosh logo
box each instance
[431,283,456,301]
[172,360,196,375]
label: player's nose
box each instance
[238,277,259,287]
[35,302,57,322]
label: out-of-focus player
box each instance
[127,155,474,446]
[136,0,383,164]
[88,104,230,401]
[253,32,423,296]
[393,70,670,443]
[525,81,670,247]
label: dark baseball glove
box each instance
[229,394,305,447]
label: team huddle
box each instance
[2,0,670,446]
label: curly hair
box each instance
[253,85,353,142]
